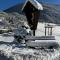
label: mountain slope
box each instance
[4,3,23,14]
[41,4,60,24]
[4,3,60,24]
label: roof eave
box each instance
[22,0,43,11]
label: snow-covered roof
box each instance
[22,0,43,11]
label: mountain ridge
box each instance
[4,3,23,14]
[4,3,60,24]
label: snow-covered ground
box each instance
[36,23,60,44]
[0,36,14,42]
[0,22,60,60]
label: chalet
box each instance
[22,0,43,36]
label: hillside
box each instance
[0,12,27,29]
[4,3,23,14]
[4,3,60,24]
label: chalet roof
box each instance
[22,0,43,11]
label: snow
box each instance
[22,0,43,11]
[0,22,60,60]
[36,23,60,45]
[0,35,14,42]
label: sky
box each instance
[0,0,60,11]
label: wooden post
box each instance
[33,30,35,36]
[50,27,52,36]
[48,28,49,36]
[45,27,46,36]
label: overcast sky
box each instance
[0,0,60,11]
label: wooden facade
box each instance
[23,1,40,36]
[23,2,40,30]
